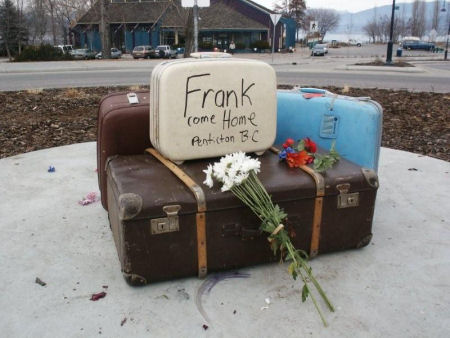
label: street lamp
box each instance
[442,0,449,60]
[386,0,396,64]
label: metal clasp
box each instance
[150,205,181,235]
[336,183,359,209]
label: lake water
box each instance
[322,33,370,43]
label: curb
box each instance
[336,65,425,73]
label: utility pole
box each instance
[386,0,396,64]
[193,0,198,52]
[443,0,449,60]
[100,0,111,58]
[445,22,449,60]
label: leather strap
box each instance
[145,148,207,278]
[270,147,324,258]
[298,164,325,258]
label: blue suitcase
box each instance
[275,88,383,172]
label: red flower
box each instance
[283,138,295,149]
[304,138,317,153]
[286,151,312,168]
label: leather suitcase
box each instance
[97,90,151,210]
[106,148,378,285]
[276,88,383,171]
[150,58,277,162]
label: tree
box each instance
[432,0,440,30]
[0,0,26,60]
[363,20,378,43]
[305,8,340,40]
[43,0,58,44]
[274,0,306,41]
[29,0,47,44]
[409,0,426,38]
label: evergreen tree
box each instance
[0,0,20,60]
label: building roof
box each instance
[199,1,267,30]
[75,0,270,30]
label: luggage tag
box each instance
[127,92,139,104]
[320,94,339,139]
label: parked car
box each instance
[72,48,97,60]
[132,45,154,59]
[54,45,73,54]
[401,40,435,51]
[311,44,327,56]
[95,48,122,59]
[348,39,362,47]
[151,45,177,58]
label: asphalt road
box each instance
[0,67,448,92]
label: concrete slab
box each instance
[0,143,449,337]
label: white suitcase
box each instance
[150,58,277,162]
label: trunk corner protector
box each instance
[105,154,119,171]
[122,272,148,286]
[361,168,379,189]
[357,233,373,248]
[119,193,143,221]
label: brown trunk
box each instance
[106,151,377,285]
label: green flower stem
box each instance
[299,259,335,312]
[284,238,332,327]
[296,266,328,327]
[228,175,334,326]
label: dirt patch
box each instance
[0,86,448,162]
[355,60,414,67]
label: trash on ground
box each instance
[265,298,271,305]
[35,277,46,286]
[47,166,55,173]
[90,291,107,301]
[79,192,98,206]
[120,318,127,326]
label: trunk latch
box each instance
[336,183,359,209]
[150,205,181,235]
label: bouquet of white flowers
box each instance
[204,152,335,326]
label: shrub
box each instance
[15,44,73,62]
[250,40,270,50]
[199,41,213,50]
[235,42,246,50]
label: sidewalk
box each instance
[0,51,441,74]
[0,143,449,337]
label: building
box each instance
[72,0,296,52]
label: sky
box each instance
[252,0,436,13]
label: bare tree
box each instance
[432,0,440,30]
[29,0,47,44]
[53,0,86,45]
[409,0,426,38]
[305,8,340,40]
[15,0,25,53]
[44,0,58,44]
[363,20,378,43]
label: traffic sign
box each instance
[181,0,210,7]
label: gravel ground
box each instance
[0,85,448,162]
